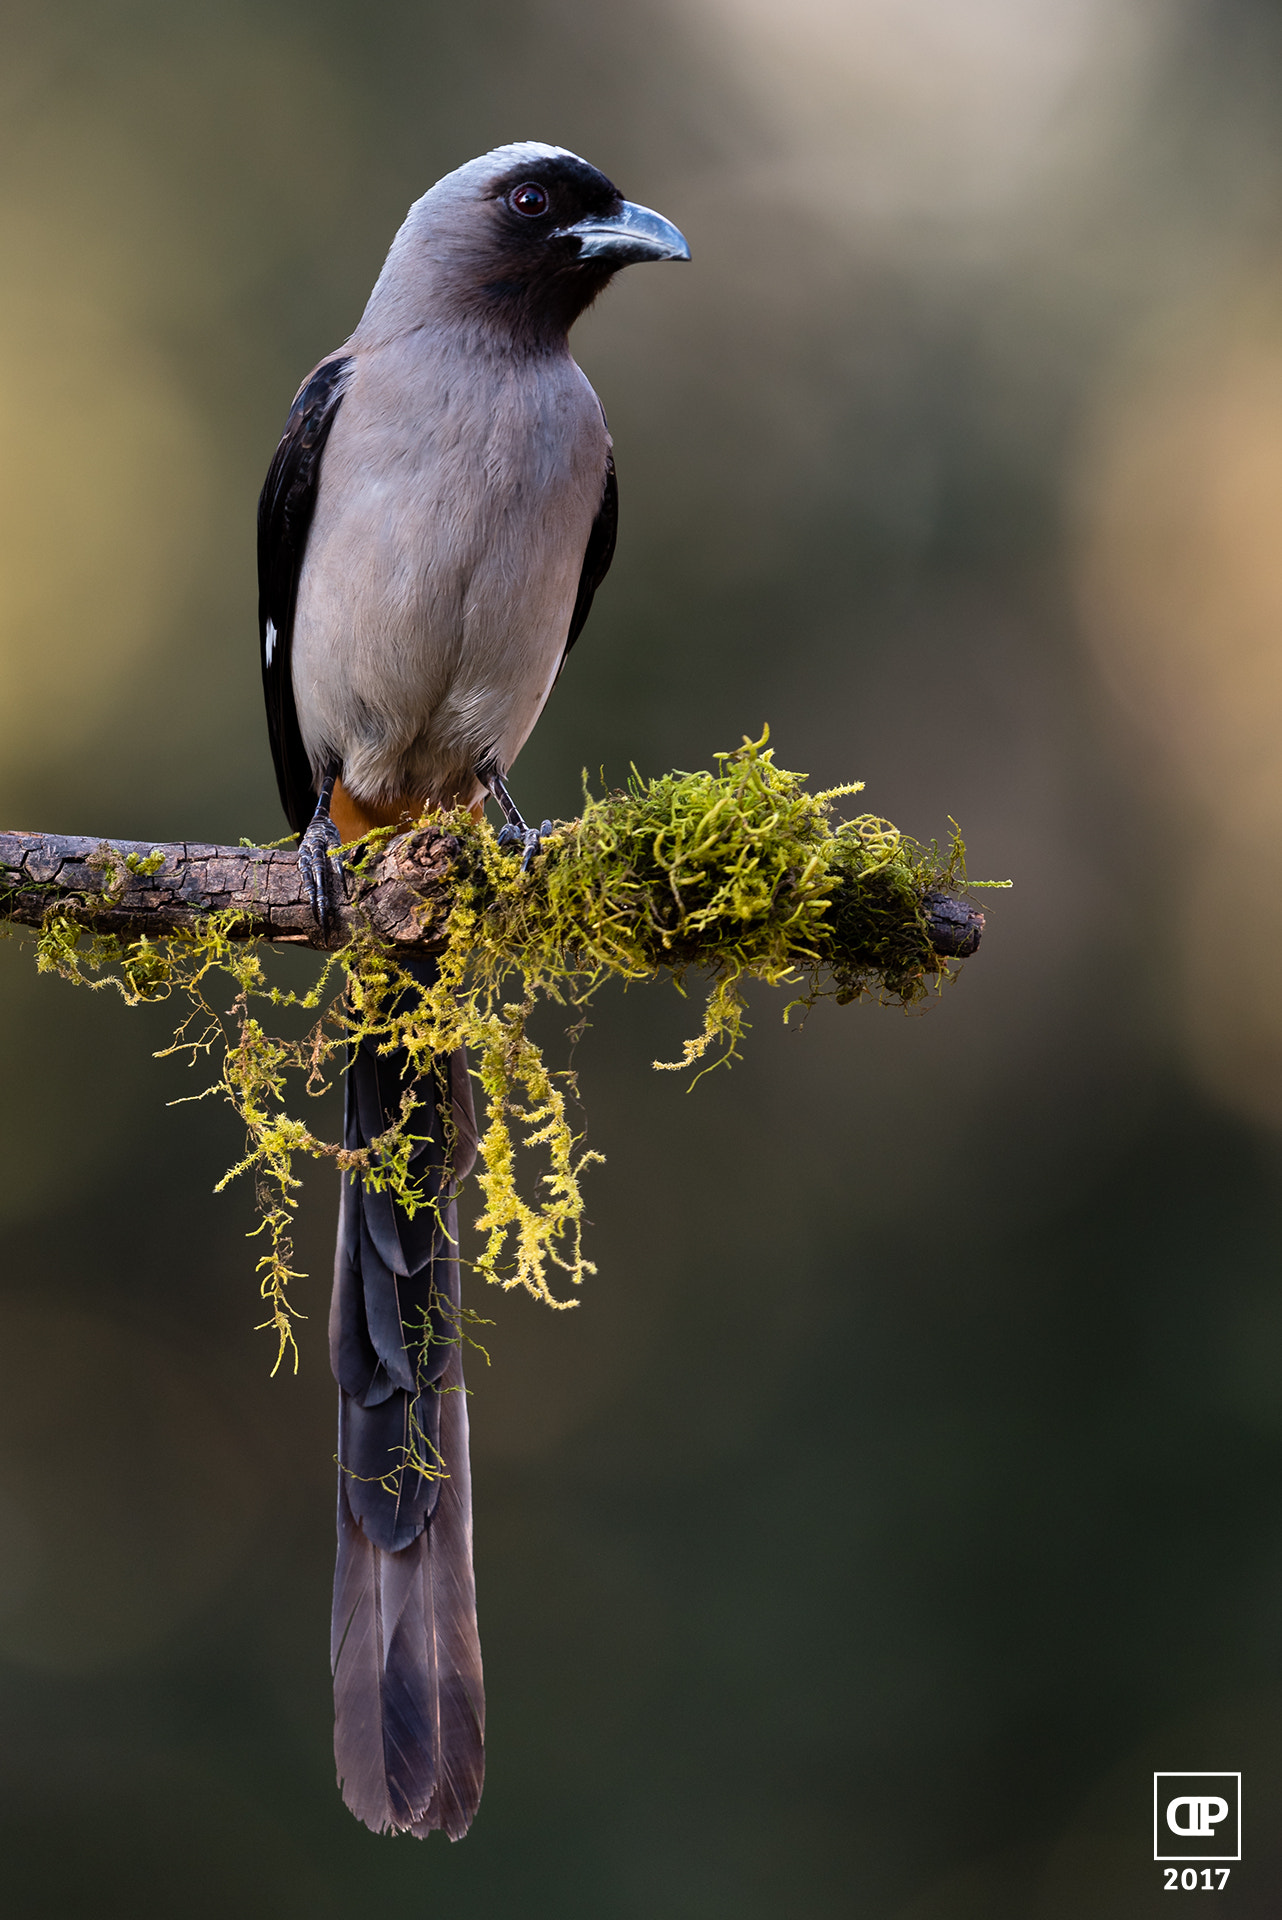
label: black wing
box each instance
[560,451,617,670]
[258,355,354,836]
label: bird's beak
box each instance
[562,200,691,267]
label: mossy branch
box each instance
[0,812,983,963]
[1,734,997,1367]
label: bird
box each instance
[255,142,689,1839]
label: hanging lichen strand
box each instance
[27,734,987,1368]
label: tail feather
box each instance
[356,1217,419,1394]
[411,1349,484,1838]
[338,1383,433,1549]
[328,956,484,1838]
[331,1475,440,1827]
[332,1339,484,1833]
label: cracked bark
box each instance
[0,826,461,953]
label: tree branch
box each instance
[0,825,984,959]
[0,826,460,952]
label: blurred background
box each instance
[2,0,1281,1912]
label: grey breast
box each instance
[289,327,610,812]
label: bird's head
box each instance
[361,143,690,347]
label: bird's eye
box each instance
[508,182,550,218]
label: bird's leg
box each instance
[298,760,346,937]
[480,768,553,874]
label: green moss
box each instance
[27,732,995,1369]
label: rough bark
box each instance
[0,826,459,952]
[0,826,984,959]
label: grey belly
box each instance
[291,491,589,810]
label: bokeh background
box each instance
[2,1,1282,1912]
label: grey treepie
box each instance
[256,142,688,1837]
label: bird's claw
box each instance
[497,818,554,873]
[298,812,345,937]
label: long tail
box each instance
[328,960,484,1838]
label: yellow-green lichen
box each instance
[27,733,995,1370]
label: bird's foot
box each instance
[298,797,345,938]
[481,765,553,872]
[496,817,553,873]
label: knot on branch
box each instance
[355,828,462,948]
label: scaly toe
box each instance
[518,826,544,873]
[298,818,344,936]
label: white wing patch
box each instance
[265,618,277,665]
